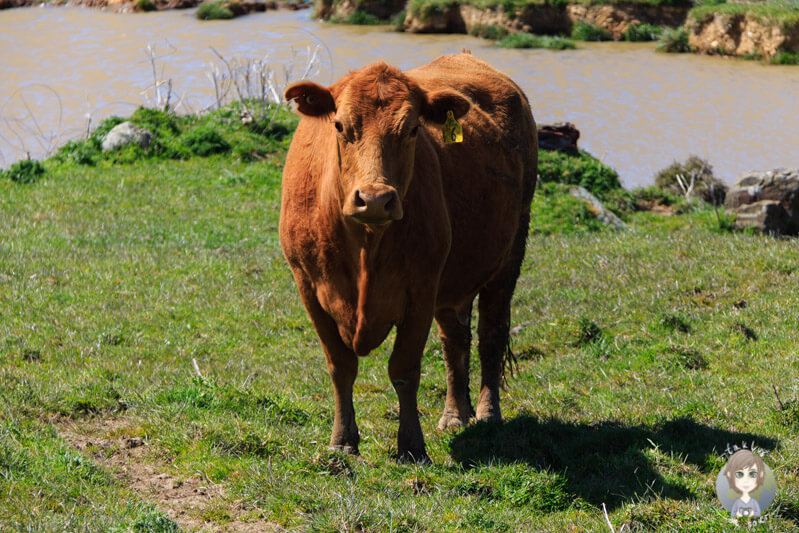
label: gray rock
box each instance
[101,122,152,152]
[569,186,628,230]
[725,169,799,235]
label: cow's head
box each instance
[285,63,470,226]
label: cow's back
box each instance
[408,54,538,310]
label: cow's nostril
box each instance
[354,190,367,208]
[384,194,396,212]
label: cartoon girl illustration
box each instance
[723,450,766,518]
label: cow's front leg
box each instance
[298,286,361,454]
[324,346,360,453]
[389,314,433,464]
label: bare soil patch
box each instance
[56,416,280,532]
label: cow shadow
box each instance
[448,415,778,510]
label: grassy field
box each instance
[2,108,799,531]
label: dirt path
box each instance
[57,417,282,532]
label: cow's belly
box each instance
[437,166,523,307]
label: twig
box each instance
[602,503,614,532]
[192,358,203,379]
[772,382,786,411]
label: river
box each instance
[2,6,798,187]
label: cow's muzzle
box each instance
[343,184,403,225]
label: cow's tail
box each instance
[501,338,518,386]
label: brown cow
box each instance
[280,53,537,463]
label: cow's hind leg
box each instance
[476,211,530,422]
[435,307,475,430]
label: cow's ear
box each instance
[285,82,336,117]
[422,90,470,124]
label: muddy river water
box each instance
[1,7,798,187]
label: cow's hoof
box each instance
[437,411,467,431]
[475,394,501,423]
[397,449,431,465]
[329,444,359,455]
[475,406,501,423]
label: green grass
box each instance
[330,9,389,25]
[689,1,799,29]
[2,106,799,530]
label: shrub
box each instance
[135,0,157,11]
[196,1,234,20]
[654,155,727,205]
[656,27,691,53]
[771,51,799,65]
[129,107,188,158]
[496,33,575,50]
[130,107,182,137]
[624,23,663,42]
[93,115,126,140]
[537,149,621,199]
[571,21,612,42]
[181,126,231,157]
[339,10,385,25]
[55,140,98,166]
[391,10,407,31]
[601,187,638,216]
[1,159,46,184]
[469,24,508,40]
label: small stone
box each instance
[124,437,145,449]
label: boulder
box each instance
[570,186,628,230]
[101,122,153,152]
[538,122,579,152]
[725,169,799,235]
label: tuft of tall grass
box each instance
[624,22,664,42]
[331,9,387,25]
[196,1,234,20]
[771,50,799,64]
[656,26,692,53]
[496,32,576,49]
[571,21,612,41]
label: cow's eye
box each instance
[334,120,344,134]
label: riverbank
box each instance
[317,0,799,62]
[3,0,797,61]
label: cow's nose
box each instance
[346,185,403,224]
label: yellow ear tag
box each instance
[442,110,463,144]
